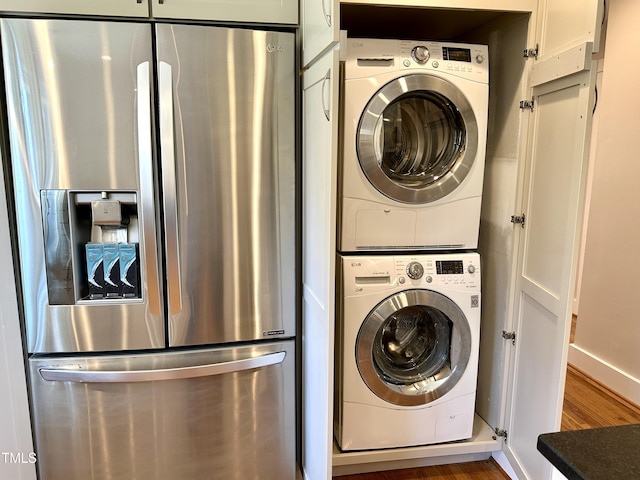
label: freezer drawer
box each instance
[29,341,295,480]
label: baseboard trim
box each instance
[568,344,640,408]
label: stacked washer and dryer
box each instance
[335,38,489,451]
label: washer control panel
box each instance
[341,253,480,294]
[397,256,479,289]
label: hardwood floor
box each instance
[561,364,640,431]
[335,459,509,480]
[334,365,640,479]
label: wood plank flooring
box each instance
[561,364,640,431]
[335,459,509,480]
[334,365,640,480]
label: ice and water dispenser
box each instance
[41,190,141,304]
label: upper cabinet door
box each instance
[0,0,149,17]
[302,0,339,68]
[535,0,605,60]
[151,0,298,24]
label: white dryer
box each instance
[335,252,481,451]
[339,38,489,251]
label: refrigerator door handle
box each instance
[137,61,163,317]
[158,60,183,316]
[38,351,286,383]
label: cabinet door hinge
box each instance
[510,213,526,227]
[494,427,508,443]
[502,330,516,345]
[519,99,534,111]
[523,44,539,59]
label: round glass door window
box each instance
[357,74,478,204]
[356,289,472,406]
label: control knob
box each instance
[468,265,476,274]
[406,261,424,280]
[411,45,430,64]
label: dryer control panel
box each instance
[341,253,480,295]
[345,38,488,83]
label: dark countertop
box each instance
[537,424,640,480]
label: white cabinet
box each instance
[301,46,340,480]
[150,0,298,24]
[301,0,339,67]
[0,0,149,17]
[506,67,597,480]
[0,152,36,480]
[300,1,604,479]
[0,0,298,24]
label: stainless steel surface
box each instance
[1,19,164,352]
[3,17,297,480]
[356,289,472,406]
[29,341,296,480]
[357,74,478,204]
[40,190,74,305]
[155,24,296,347]
[39,350,285,382]
[158,60,183,316]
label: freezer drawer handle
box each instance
[38,351,286,383]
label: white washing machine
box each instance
[339,38,489,252]
[335,252,481,451]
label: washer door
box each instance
[356,289,472,407]
[357,74,478,204]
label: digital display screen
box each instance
[436,260,464,275]
[443,47,472,63]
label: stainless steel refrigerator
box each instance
[1,18,296,480]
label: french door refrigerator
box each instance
[1,18,296,480]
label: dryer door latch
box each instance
[511,214,526,228]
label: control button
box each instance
[475,54,484,64]
[399,277,406,284]
[411,45,430,64]
[406,261,424,280]
[468,265,476,274]
[425,276,433,284]
[403,59,411,67]
[431,60,439,69]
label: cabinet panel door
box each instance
[302,0,339,68]
[301,47,339,480]
[151,0,297,24]
[535,0,604,60]
[0,0,149,17]
[505,68,596,480]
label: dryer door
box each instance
[356,289,472,407]
[357,74,478,204]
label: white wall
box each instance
[0,153,36,479]
[569,0,640,406]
